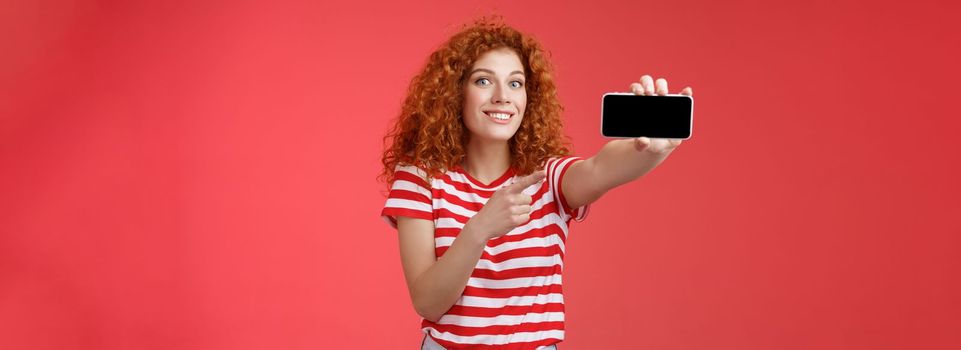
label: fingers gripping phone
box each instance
[601,93,694,139]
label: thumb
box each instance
[634,137,651,152]
[508,170,546,193]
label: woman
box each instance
[380,16,693,349]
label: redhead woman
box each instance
[380,16,693,350]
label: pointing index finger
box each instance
[508,171,546,193]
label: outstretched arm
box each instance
[563,75,693,209]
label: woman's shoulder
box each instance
[393,163,431,180]
[541,155,584,168]
[394,163,456,186]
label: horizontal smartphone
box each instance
[601,93,693,139]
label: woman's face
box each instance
[462,48,527,144]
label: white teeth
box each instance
[486,112,511,120]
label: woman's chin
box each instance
[471,132,516,144]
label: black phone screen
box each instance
[601,94,693,139]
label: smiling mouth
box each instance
[484,111,513,120]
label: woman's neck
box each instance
[463,138,511,184]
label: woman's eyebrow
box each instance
[469,68,525,77]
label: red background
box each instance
[2,0,959,349]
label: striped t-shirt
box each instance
[381,156,589,349]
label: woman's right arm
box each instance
[396,171,546,322]
[398,216,488,322]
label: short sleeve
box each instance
[545,156,590,222]
[381,164,434,229]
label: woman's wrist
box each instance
[461,220,491,247]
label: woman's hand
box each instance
[467,171,547,241]
[628,75,694,154]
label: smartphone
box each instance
[601,93,693,139]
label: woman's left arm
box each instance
[563,75,693,209]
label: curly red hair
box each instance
[381,15,571,188]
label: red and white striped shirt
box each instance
[381,156,589,349]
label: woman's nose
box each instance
[491,85,510,104]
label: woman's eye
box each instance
[474,78,523,88]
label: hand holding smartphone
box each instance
[601,93,694,139]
